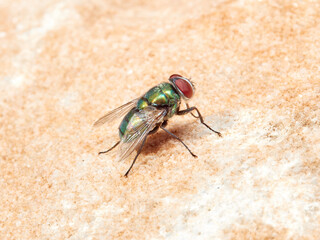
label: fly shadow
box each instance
[140,110,234,157]
[96,110,232,176]
[139,118,221,157]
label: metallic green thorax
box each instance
[119,83,181,139]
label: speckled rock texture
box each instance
[1,0,319,239]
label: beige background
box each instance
[1,0,320,239]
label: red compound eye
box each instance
[175,78,193,99]
[169,74,182,79]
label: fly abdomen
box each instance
[119,108,140,139]
[119,108,138,139]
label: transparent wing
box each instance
[93,99,138,128]
[118,106,167,162]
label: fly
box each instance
[94,74,221,176]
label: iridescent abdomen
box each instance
[119,108,144,139]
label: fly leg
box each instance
[124,136,147,177]
[99,141,120,155]
[124,123,164,177]
[160,125,197,158]
[177,106,222,137]
[186,103,199,119]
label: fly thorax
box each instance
[159,83,181,118]
[144,86,169,106]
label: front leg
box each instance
[177,106,222,137]
[186,103,199,119]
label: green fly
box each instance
[94,74,221,176]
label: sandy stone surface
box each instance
[1,0,320,239]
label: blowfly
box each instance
[94,74,221,176]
